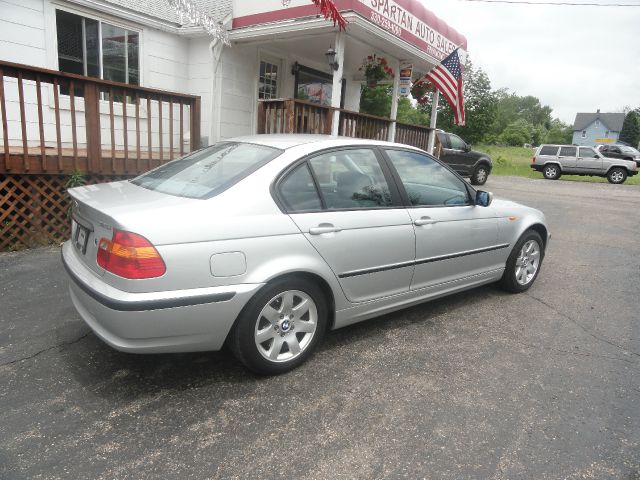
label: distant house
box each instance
[572,110,625,146]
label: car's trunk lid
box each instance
[67,180,197,276]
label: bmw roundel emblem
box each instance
[281,320,291,331]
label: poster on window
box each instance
[399,63,413,97]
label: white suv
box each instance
[531,144,638,184]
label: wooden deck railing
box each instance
[0,60,201,175]
[395,121,431,151]
[257,98,333,135]
[338,110,391,140]
[257,98,432,149]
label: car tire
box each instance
[500,230,545,293]
[228,277,327,375]
[607,167,627,184]
[542,164,561,180]
[470,164,489,185]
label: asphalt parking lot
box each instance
[1,176,639,479]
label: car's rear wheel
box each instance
[500,230,544,293]
[470,164,489,185]
[543,164,561,180]
[607,167,627,184]
[229,277,327,375]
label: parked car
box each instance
[598,144,640,167]
[531,144,638,184]
[62,135,549,375]
[436,131,493,185]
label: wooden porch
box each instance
[0,60,201,250]
[0,60,201,176]
[257,98,434,151]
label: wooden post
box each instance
[284,99,295,133]
[84,82,101,173]
[427,90,439,155]
[0,68,8,171]
[190,97,201,151]
[388,58,401,142]
[257,102,266,134]
[330,31,345,136]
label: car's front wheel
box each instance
[500,230,544,293]
[470,164,489,185]
[607,167,627,184]
[229,277,327,375]
[543,164,561,180]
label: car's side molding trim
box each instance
[415,243,510,266]
[62,253,235,312]
[338,243,510,279]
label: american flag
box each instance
[422,49,465,126]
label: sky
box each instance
[426,0,640,124]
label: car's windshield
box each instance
[619,146,639,155]
[131,142,282,199]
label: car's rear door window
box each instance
[307,149,394,209]
[278,163,323,212]
[385,150,470,207]
[539,146,559,156]
[559,146,577,157]
[131,142,281,199]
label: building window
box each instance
[581,130,586,138]
[595,119,600,127]
[56,9,139,85]
[258,59,279,100]
[605,130,609,137]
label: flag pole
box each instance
[427,89,440,155]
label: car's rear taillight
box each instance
[97,230,166,279]
[532,155,537,164]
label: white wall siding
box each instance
[0,0,47,66]
[218,45,257,140]
[186,36,214,145]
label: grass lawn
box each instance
[477,144,640,185]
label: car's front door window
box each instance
[384,150,470,207]
[308,149,393,209]
[449,135,466,151]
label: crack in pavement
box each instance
[525,292,640,358]
[505,337,637,366]
[0,330,91,367]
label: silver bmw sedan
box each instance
[62,135,549,374]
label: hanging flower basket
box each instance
[359,54,394,88]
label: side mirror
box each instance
[476,190,493,207]
[464,144,471,152]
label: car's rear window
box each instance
[539,146,559,156]
[131,142,282,199]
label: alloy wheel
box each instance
[514,239,541,285]
[254,290,318,363]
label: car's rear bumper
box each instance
[61,242,263,353]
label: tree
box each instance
[545,119,572,144]
[499,119,533,146]
[619,111,640,147]
[359,85,392,118]
[396,97,429,125]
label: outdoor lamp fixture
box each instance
[325,47,339,71]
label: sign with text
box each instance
[399,63,413,97]
[357,0,465,61]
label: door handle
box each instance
[414,216,436,226]
[309,223,341,235]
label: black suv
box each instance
[436,131,492,185]
[598,144,640,167]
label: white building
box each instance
[0,0,467,149]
